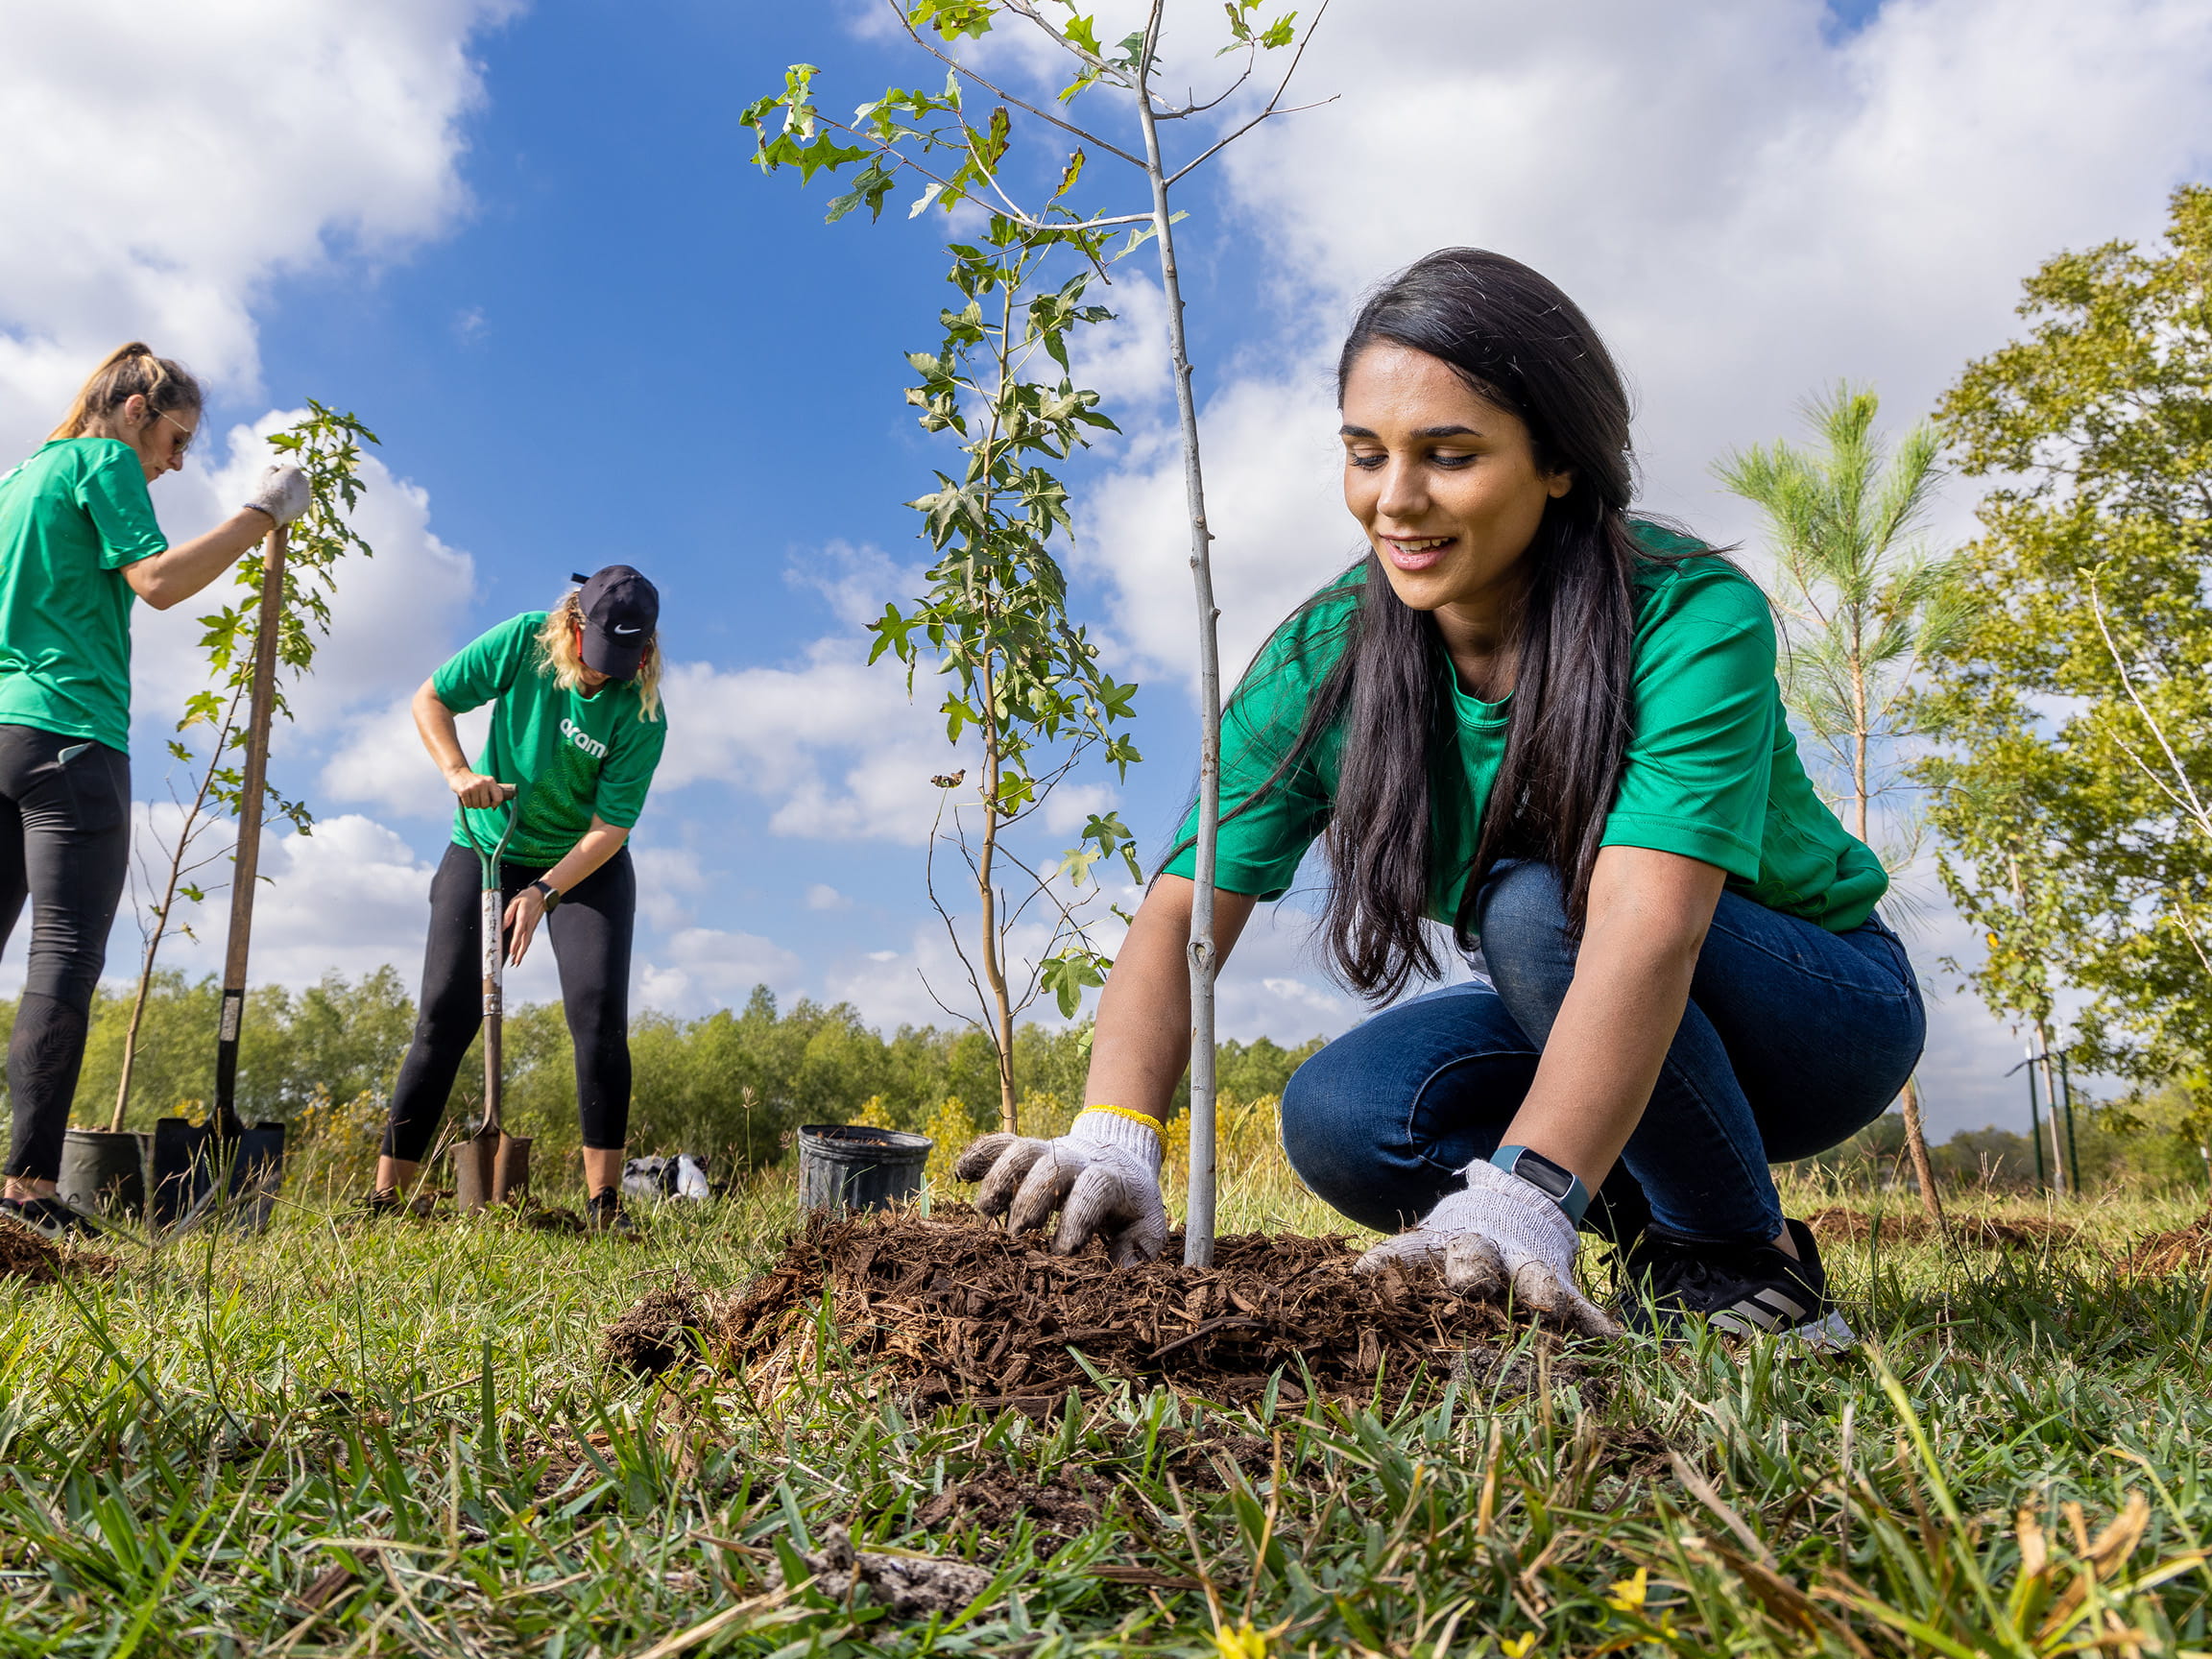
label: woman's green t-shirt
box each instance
[433,613,669,866]
[1162,525,1888,934]
[0,438,170,753]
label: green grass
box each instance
[5,1166,2212,1657]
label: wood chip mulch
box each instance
[605,1206,1592,1407]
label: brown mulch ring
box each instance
[606,1206,1594,1407]
[0,1218,119,1285]
[1806,1207,2080,1250]
[2119,1217,2212,1278]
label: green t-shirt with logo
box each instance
[0,438,170,753]
[433,613,668,866]
[1163,523,1888,935]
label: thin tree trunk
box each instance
[1136,1,1223,1266]
[2033,1016,2066,1197]
[1898,1074,1943,1227]
[1852,662,1869,847]
[977,661,1019,1135]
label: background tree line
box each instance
[36,971,1322,1187]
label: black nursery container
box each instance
[59,1129,147,1218]
[796,1124,932,1214]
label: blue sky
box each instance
[5,0,2211,1141]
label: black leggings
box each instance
[381,841,636,1163]
[0,724,132,1183]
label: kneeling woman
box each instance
[370,566,667,1232]
[960,251,1923,1341]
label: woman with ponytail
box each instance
[955,252,1923,1345]
[0,345,307,1237]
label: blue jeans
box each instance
[1280,860,1926,1244]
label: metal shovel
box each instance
[451,789,531,1211]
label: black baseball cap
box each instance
[568,565,659,680]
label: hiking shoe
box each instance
[0,1194,93,1239]
[1614,1218,1855,1349]
[588,1188,638,1238]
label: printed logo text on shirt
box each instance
[560,717,607,760]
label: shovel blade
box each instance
[452,1134,497,1213]
[492,1133,531,1204]
[229,1121,285,1232]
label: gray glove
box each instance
[954,1109,1167,1266]
[1357,1157,1621,1337]
[242,463,309,526]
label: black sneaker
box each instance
[1614,1218,1854,1349]
[587,1188,638,1238]
[0,1194,94,1239]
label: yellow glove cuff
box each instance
[1080,1103,1164,1137]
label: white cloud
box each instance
[652,545,982,845]
[1080,0,2212,685]
[806,883,853,911]
[635,847,708,931]
[635,926,803,1016]
[112,812,440,995]
[0,0,516,454]
[1056,0,2212,1129]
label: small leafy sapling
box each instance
[744,0,1331,1262]
[872,228,1142,1135]
[108,404,378,1133]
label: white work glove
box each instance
[1357,1158,1621,1338]
[954,1109,1168,1266]
[242,463,309,526]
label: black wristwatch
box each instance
[1491,1144,1591,1224]
[528,878,562,912]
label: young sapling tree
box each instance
[105,404,377,1132]
[878,228,1142,1134]
[744,0,1330,1262]
[1717,384,1964,1218]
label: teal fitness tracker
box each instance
[1491,1144,1591,1225]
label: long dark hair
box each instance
[1218,250,1689,1001]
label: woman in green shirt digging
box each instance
[0,345,308,1238]
[368,565,667,1233]
[957,251,1924,1345]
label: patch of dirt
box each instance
[2120,1216,2212,1278]
[914,1465,1100,1541]
[1806,1208,2079,1249]
[1592,1423,1680,1483]
[0,1218,117,1284]
[607,1208,1594,1407]
[604,1278,709,1374]
[770,1523,996,1619]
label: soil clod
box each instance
[771,1523,996,1619]
[613,1208,1592,1406]
[602,1277,708,1374]
[0,1217,116,1284]
[2121,1217,2212,1278]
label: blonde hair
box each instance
[537,591,661,721]
[49,343,202,441]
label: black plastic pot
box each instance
[148,1116,287,1230]
[59,1129,148,1218]
[797,1124,932,1214]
